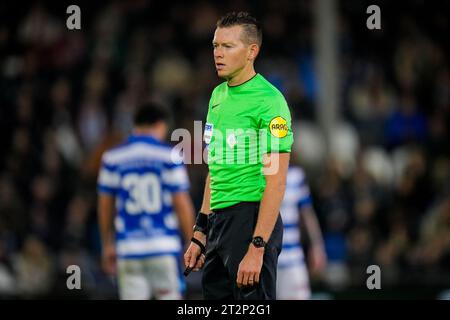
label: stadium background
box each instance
[0,0,449,299]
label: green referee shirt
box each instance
[204,73,294,210]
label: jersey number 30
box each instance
[122,173,161,215]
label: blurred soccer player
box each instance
[97,103,195,300]
[277,165,327,299]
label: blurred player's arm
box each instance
[98,193,117,275]
[172,191,195,245]
[184,172,211,271]
[300,205,327,277]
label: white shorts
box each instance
[277,263,311,300]
[117,255,182,300]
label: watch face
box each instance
[252,237,265,248]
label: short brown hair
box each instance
[216,11,262,46]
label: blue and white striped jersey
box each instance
[97,134,190,259]
[278,166,312,268]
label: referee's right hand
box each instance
[184,231,207,271]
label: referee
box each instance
[184,11,294,300]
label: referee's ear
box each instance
[248,43,260,61]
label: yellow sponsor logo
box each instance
[269,116,288,138]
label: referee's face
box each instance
[213,26,252,80]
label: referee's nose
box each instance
[214,47,224,60]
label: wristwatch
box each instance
[251,236,266,248]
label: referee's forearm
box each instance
[253,181,286,242]
[253,153,290,242]
[200,173,212,214]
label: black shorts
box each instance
[202,201,283,300]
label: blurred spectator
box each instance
[348,65,395,145]
[411,190,450,270]
[0,174,27,240]
[13,235,54,298]
[385,92,427,148]
[0,238,16,297]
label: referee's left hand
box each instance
[236,244,264,288]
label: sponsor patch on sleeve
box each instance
[269,116,288,138]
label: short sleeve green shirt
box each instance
[205,73,294,209]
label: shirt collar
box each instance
[128,134,161,144]
[227,73,259,90]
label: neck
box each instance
[227,64,256,86]
[133,127,162,140]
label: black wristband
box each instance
[191,237,206,255]
[194,211,208,232]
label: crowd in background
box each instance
[0,0,449,299]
